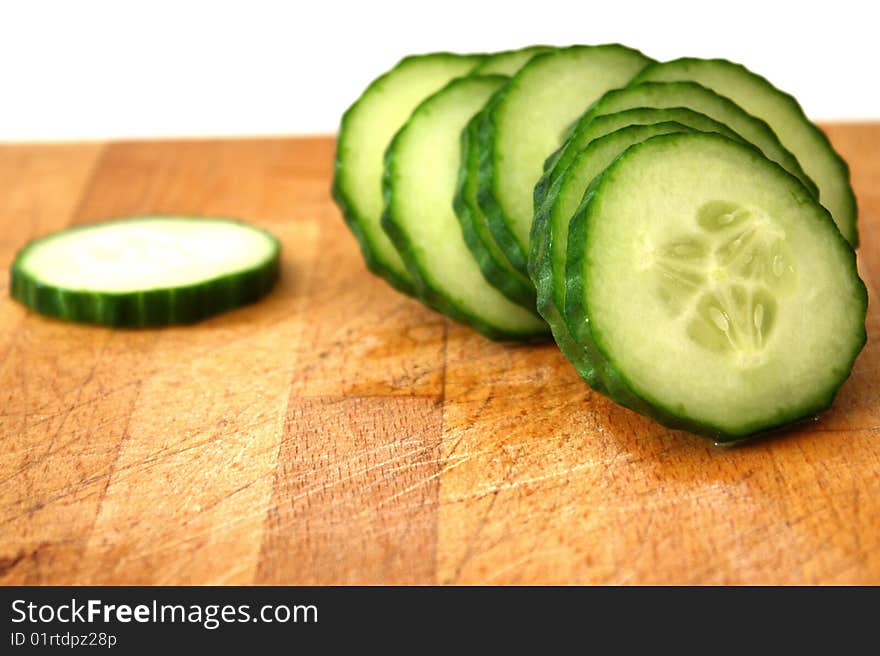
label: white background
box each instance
[1,0,877,142]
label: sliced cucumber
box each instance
[536,81,817,211]
[454,46,557,310]
[332,53,482,294]
[530,114,745,386]
[533,109,743,311]
[470,45,554,75]
[565,132,866,440]
[455,110,538,309]
[631,58,858,247]
[10,216,281,327]
[476,44,652,275]
[382,75,547,340]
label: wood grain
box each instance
[0,125,878,585]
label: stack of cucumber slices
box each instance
[334,44,867,443]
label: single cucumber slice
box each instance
[454,46,557,310]
[536,81,817,211]
[477,44,653,275]
[332,53,483,294]
[631,58,858,246]
[10,216,281,327]
[530,115,744,388]
[382,75,547,340]
[565,132,866,440]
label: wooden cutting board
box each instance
[1,126,878,585]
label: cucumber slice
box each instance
[10,216,281,327]
[631,58,858,246]
[530,113,745,386]
[536,81,817,212]
[476,44,653,276]
[382,75,547,339]
[565,133,866,440]
[332,53,483,294]
[382,75,547,340]
[454,46,557,310]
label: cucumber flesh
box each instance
[530,114,745,386]
[10,216,281,327]
[536,81,817,212]
[382,75,547,340]
[477,44,653,276]
[332,53,482,294]
[631,58,858,246]
[534,108,744,313]
[565,133,866,440]
[537,122,709,388]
